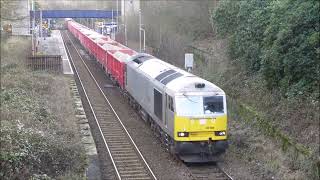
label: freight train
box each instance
[66,19,228,162]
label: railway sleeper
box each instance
[106,139,128,143]
[110,145,133,149]
[121,175,151,180]
[115,162,142,167]
[115,159,140,164]
[113,152,137,157]
[120,170,147,174]
[106,139,129,144]
[113,156,139,160]
[120,173,150,178]
[102,130,124,135]
[110,147,133,151]
[105,134,127,138]
[117,166,145,170]
[110,150,136,154]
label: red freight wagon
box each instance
[94,38,108,65]
[93,37,113,66]
[107,49,137,89]
[76,28,86,46]
[87,34,105,62]
[103,43,122,75]
[67,20,137,89]
[69,22,85,40]
[80,31,95,55]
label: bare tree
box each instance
[1,0,29,21]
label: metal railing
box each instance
[27,55,62,73]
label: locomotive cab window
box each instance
[175,96,203,116]
[175,95,225,116]
[203,96,224,114]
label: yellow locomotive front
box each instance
[172,91,228,162]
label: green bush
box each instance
[0,123,86,179]
[212,0,320,98]
[0,87,87,179]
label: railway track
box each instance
[188,163,233,180]
[61,30,157,180]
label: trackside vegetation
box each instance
[209,0,319,178]
[212,0,319,99]
[0,36,87,179]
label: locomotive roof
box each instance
[130,55,224,94]
[166,75,224,94]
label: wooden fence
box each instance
[27,55,62,73]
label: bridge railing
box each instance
[30,10,121,18]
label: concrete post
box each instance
[116,0,119,32]
[124,0,127,45]
[31,0,35,55]
[40,9,42,37]
[139,9,141,52]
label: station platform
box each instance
[38,30,74,75]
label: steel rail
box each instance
[62,30,157,180]
[217,164,234,180]
[188,163,233,180]
[62,32,121,180]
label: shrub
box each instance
[212,0,320,98]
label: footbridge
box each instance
[30,10,121,18]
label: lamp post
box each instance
[139,8,141,52]
[141,27,145,52]
[139,8,145,52]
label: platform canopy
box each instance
[30,10,121,18]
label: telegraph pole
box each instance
[124,0,127,46]
[116,0,119,32]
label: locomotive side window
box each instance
[203,96,224,114]
[133,58,142,64]
[154,89,163,120]
[168,96,174,112]
[133,56,152,64]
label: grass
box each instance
[0,35,87,179]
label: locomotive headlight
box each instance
[178,132,189,137]
[214,131,226,136]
